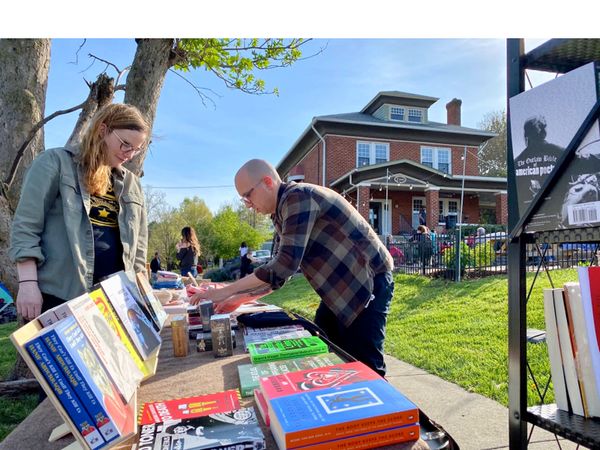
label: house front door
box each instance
[369,202,381,235]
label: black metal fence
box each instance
[386,232,600,280]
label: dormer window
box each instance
[390,106,405,121]
[408,109,423,123]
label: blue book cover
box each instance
[269,379,419,449]
[41,317,120,443]
[25,337,106,449]
[47,316,134,437]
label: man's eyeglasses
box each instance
[112,130,144,156]
[240,179,263,206]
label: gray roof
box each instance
[361,91,439,114]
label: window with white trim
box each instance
[420,146,452,174]
[390,106,405,121]
[356,141,389,167]
[408,108,423,123]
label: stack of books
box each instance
[255,361,420,449]
[543,266,600,417]
[247,335,329,364]
[242,324,313,351]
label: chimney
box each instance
[446,98,462,126]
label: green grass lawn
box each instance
[0,268,579,441]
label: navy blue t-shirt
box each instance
[89,181,124,283]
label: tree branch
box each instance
[168,69,219,108]
[87,53,130,86]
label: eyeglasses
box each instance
[112,130,144,156]
[240,179,264,206]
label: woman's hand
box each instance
[16,282,43,320]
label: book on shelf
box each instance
[564,281,600,417]
[578,267,600,409]
[243,325,312,351]
[88,286,152,378]
[543,288,569,412]
[269,378,419,449]
[288,423,420,450]
[100,273,162,360]
[553,288,585,415]
[247,336,328,364]
[238,353,345,397]
[138,390,241,426]
[37,293,142,402]
[25,337,106,449]
[135,407,265,450]
[116,271,161,332]
[210,314,234,357]
[253,388,270,427]
[259,361,382,403]
[508,61,600,232]
[135,272,168,330]
[40,316,134,442]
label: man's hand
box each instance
[213,294,251,314]
[17,282,43,320]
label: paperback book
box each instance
[25,338,106,449]
[139,389,241,425]
[237,353,345,397]
[243,325,312,351]
[247,336,328,364]
[269,379,419,449]
[136,272,168,330]
[135,407,265,450]
[100,274,161,360]
[40,316,134,440]
[117,271,161,332]
[89,286,151,377]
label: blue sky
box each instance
[43,38,553,213]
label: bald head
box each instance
[235,159,282,214]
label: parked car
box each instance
[251,249,271,264]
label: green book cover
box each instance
[248,336,328,364]
[238,352,343,397]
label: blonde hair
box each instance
[78,103,149,195]
[182,226,201,256]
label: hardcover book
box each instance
[243,325,312,351]
[89,286,151,377]
[136,272,168,330]
[237,353,345,397]
[269,379,419,449]
[100,274,162,360]
[38,293,142,402]
[259,361,382,402]
[139,389,241,425]
[135,407,265,450]
[509,61,600,231]
[210,314,233,357]
[40,316,134,441]
[117,271,161,332]
[543,288,569,412]
[25,337,106,449]
[248,336,328,364]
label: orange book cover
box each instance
[89,286,150,377]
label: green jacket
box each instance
[9,146,148,301]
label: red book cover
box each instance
[138,389,241,425]
[587,267,600,351]
[253,388,270,426]
[259,361,381,401]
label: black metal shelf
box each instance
[507,37,600,449]
[526,404,600,448]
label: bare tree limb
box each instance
[69,39,87,65]
[168,69,219,108]
[87,53,131,86]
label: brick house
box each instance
[276,91,508,236]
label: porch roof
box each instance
[329,160,507,193]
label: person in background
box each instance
[418,206,426,226]
[176,226,200,278]
[10,103,149,321]
[239,241,252,279]
[150,251,162,283]
[190,159,394,377]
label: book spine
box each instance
[26,338,106,449]
[295,423,420,450]
[543,289,569,411]
[43,330,119,443]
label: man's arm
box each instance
[189,273,271,313]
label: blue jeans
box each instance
[181,267,198,277]
[314,271,394,377]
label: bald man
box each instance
[191,159,394,376]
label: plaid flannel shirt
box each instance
[254,182,393,327]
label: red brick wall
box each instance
[357,186,370,221]
[495,192,508,225]
[301,143,321,185]
[425,189,440,227]
[462,195,480,224]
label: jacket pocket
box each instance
[60,174,82,211]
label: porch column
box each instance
[357,185,370,222]
[425,186,440,228]
[495,191,508,225]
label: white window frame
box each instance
[356,141,390,167]
[389,106,405,121]
[420,146,452,174]
[407,108,424,123]
[438,199,460,222]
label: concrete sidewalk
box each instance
[384,355,581,450]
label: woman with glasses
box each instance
[10,103,150,320]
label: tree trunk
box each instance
[0,39,50,298]
[65,73,116,148]
[124,39,176,176]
